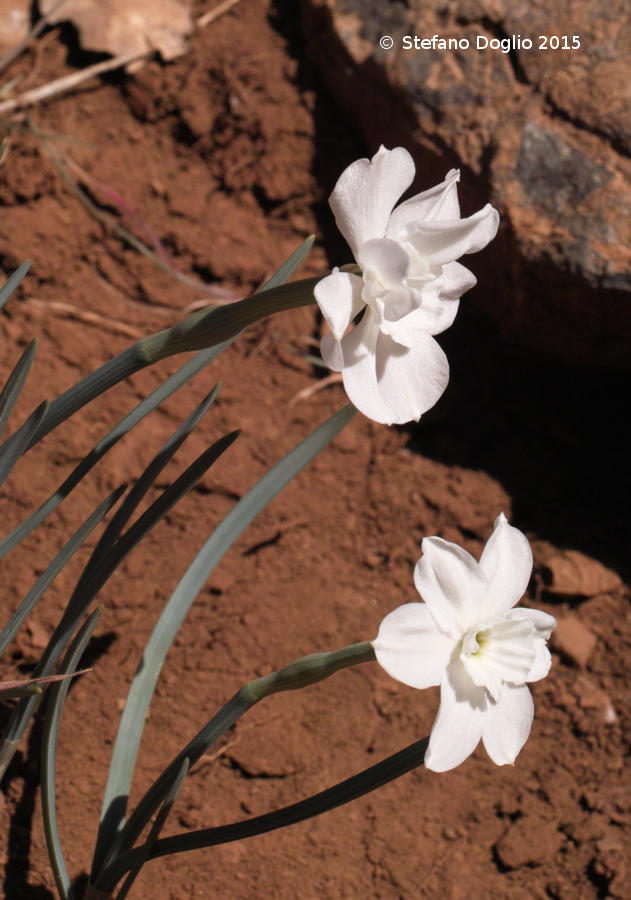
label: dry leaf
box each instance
[0,0,31,52]
[0,668,91,699]
[39,0,193,65]
[541,549,622,597]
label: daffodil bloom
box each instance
[316,146,499,425]
[372,514,556,772]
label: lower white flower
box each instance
[372,514,556,772]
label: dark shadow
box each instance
[268,4,629,580]
[0,632,121,898]
[407,304,630,581]
[1,717,55,900]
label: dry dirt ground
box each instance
[0,2,630,898]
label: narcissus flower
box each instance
[372,514,556,772]
[316,146,499,425]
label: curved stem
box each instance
[3,277,318,456]
[93,642,375,888]
[100,733,429,892]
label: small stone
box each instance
[551,615,597,667]
[26,619,49,650]
[495,816,561,869]
[363,551,384,569]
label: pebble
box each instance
[550,615,597,667]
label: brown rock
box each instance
[540,550,622,597]
[40,0,193,66]
[0,0,30,53]
[550,614,597,667]
[495,815,561,869]
[300,0,631,369]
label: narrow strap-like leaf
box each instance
[3,241,316,457]
[114,758,190,900]
[0,427,236,780]
[0,486,125,660]
[154,737,428,859]
[261,235,313,291]
[0,399,48,489]
[99,733,429,892]
[41,607,102,900]
[79,383,221,578]
[91,404,356,879]
[0,260,30,310]
[0,345,225,561]
[71,430,240,619]
[0,339,37,441]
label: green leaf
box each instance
[91,403,355,880]
[0,339,37,441]
[260,235,314,291]
[113,757,190,900]
[41,607,102,900]
[3,240,316,456]
[73,429,240,619]
[101,735,429,891]
[0,346,224,561]
[79,383,221,575]
[0,399,48,490]
[0,260,30,310]
[0,486,125,660]
[0,410,235,780]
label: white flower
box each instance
[372,514,556,772]
[315,145,499,425]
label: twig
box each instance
[289,373,343,409]
[28,118,232,299]
[0,50,149,116]
[197,0,245,29]
[22,298,144,339]
[0,0,68,75]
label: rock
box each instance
[0,0,30,53]
[300,0,631,370]
[540,550,622,597]
[40,0,193,67]
[574,674,617,725]
[495,815,561,868]
[550,614,597,667]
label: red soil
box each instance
[1,2,629,898]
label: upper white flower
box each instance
[372,514,556,772]
[316,146,499,425]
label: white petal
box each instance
[431,297,460,335]
[372,602,455,689]
[414,537,487,637]
[330,146,415,257]
[479,513,533,619]
[381,296,455,343]
[462,617,536,700]
[320,333,344,372]
[372,331,449,423]
[482,684,533,766]
[506,607,557,640]
[526,641,552,682]
[338,312,394,424]
[439,261,477,301]
[407,204,500,266]
[314,270,364,340]
[424,660,487,772]
[357,239,410,288]
[387,169,461,239]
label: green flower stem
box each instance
[93,641,375,890]
[99,731,430,894]
[4,277,318,456]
